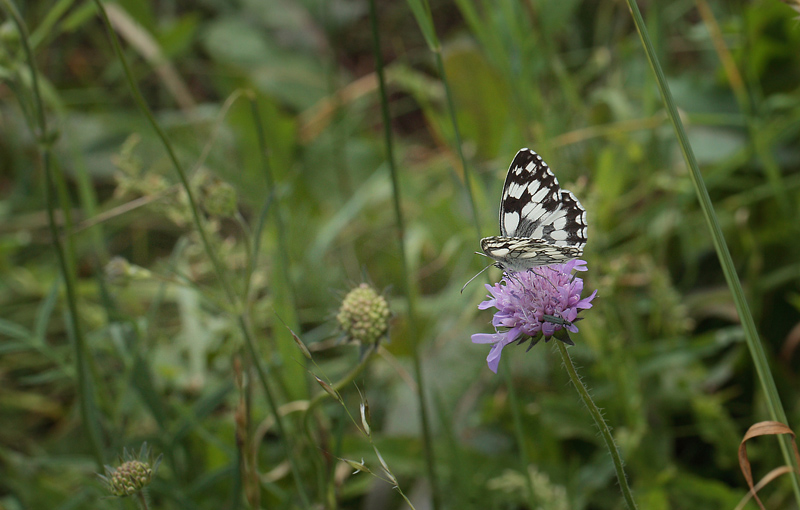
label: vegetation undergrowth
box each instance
[2,1,800,509]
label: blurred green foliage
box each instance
[2,0,800,509]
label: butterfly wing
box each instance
[481,148,588,271]
[499,149,587,249]
[480,236,582,271]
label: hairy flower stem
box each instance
[556,341,637,510]
[136,492,150,510]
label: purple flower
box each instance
[471,260,597,373]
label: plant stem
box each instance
[136,491,150,510]
[238,315,311,509]
[93,4,312,504]
[624,0,800,502]
[301,344,378,507]
[92,0,236,305]
[2,0,105,467]
[246,96,307,402]
[368,1,441,508]
[556,341,637,510]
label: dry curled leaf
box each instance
[737,421,800,510]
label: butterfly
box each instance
[480,148,588,273]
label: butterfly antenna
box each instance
[461,262,495,294]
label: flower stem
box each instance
[555,341,637,510]
[238,314,311,509]
[136,491,150,510]
[302,344,378,505]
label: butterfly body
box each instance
[481,149,587,272]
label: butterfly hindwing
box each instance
[481,148,587,272]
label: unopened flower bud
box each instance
[98,443,162,498]
[337,284,390,345]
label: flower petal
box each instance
[471,333,500,344]
[477,299,496,310]
[576,289,597,309]
[485,329,517,373]
[472,260,597,372]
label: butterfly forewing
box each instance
[481,148,587,272]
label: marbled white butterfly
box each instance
[480,148,588,273]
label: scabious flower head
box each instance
[471,260,597,373]
[98,443,162,497]
[337,283,391,346]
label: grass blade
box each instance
[625,0,800,502]
[369,1,441,507]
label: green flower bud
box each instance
[106,460,153,497]
[98,442,162,498]
[336,283,390,345]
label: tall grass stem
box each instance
[302,345,378,437]
[247,96,307,401]
[407,0,482,236]
[92,0,236,305]
[93,3,311,504]
[237,315,311,508]
[2,0,105,467]
[369,1,441,507]
[625,0,800,501]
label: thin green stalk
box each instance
[302,343,414,509]
[2,0,105,467]
[238,314,311,509]
[93,3,311,504]
[369,1,441,508]
[625,0,800,502]
[501,359,537,509]
[301,344,379,507]
[556,341,637,509]
[432,50,482,234]
[91,0,236,306]
[407,0,482,236]
[247,97,307,402]
[136,491,150,510]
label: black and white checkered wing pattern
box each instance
[480,148,587,272]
